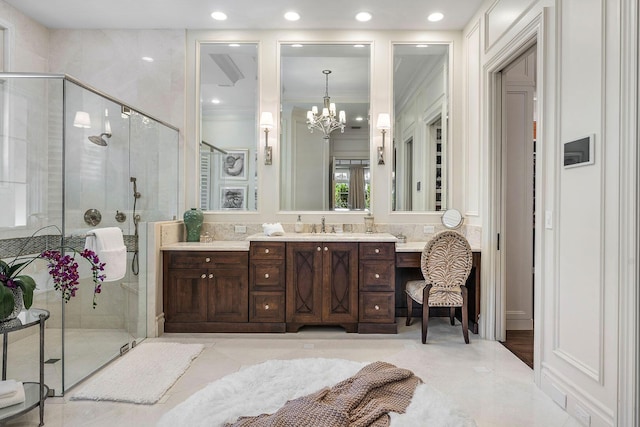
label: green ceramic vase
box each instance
[183,208,204,242]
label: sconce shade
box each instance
[73,111,91,128]
[260,112,274,129]
[376,113,391,130]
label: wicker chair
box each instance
[405,230,473,344]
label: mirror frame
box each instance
[390,42,452,214]
[278,42,372,213]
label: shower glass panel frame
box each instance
[0,73,179,396]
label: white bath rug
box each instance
[71,342,204,404]
[157,358,476,427]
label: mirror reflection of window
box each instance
[280,43,371,212]
[199,43,258,211]
[332,159,370,211]
[392,43,449,211]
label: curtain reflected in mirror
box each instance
[280,43,371,211]
[199,43,258,211]
[392,44,449,211]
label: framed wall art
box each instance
[220,185,248,210]
[220,149,248,180]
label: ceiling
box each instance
[5,0,483,31]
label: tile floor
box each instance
[4,318,582,427]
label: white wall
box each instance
[463,0,637,425]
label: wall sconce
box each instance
[260,112,274,165]
[73,111,91,128]
[376,113,390,165]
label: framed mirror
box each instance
[199,43,258,211]
[392,43,450,211]
[280,43,371,211]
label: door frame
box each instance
[483,14,545,385]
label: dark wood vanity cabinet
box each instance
[163,251,249,332]
[358,242,397,333]
[286,242,359,332]
[249,242,286,327]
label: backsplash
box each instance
[159,221,482,249]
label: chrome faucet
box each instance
[321,216,326,233]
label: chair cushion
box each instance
[405,280,463,306]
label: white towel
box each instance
[0,381,25,409]
[85,227,127,282]
[0,380,18,399]
[262,223,285,236]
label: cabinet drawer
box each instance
[396,252,421,268]
[250,242,285,260]
[165,251,247,269]
[250,261,285,291]
[359,242,394,260]
[359,260,395,291]
[250,292,285,323]
[359,292,394,323]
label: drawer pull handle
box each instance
[264,304,270,310]
[201,274,206,279]
[374,305,380,310]
[265,248,270,254]
[208,274,214,279]
[205,257,211,262]
[264,273,270,279]
[375,273,380,279]
[317,247,322,251]
[324,247,328,251]
[375,248,380,254]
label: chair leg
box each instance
[421,284,432,344]
[461,285,469,344]
[449,307,455,325]
[406,293,413,326]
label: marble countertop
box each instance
[161,241,250,251]
[161,234,480,252]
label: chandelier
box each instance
[306,70,346,140]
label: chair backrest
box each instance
[420,230,473,290]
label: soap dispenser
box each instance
[295,215,304,233]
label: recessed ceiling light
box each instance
[228,43,240,47]
[354,44,365,48]
[291,44,303,48]
[211,99,221,104]
[416,44,429,48]
[284,11,300,21]
[428,12,444,22]
[211,11,227,21]
[141,56,154,62]
[355,12,372,22]
[355,116,364,121]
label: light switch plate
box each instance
[234,225,247,233]
[545,211,553,229]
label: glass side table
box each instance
[0,308,50,426]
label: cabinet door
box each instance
[286,242,323,323]
[165,269,208,323]
[322,242,358,323]
[207,268,249,322]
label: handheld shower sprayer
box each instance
[130,177,141,199]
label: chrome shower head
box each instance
[88,132,112,146]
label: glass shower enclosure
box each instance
[0,73,179,395]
